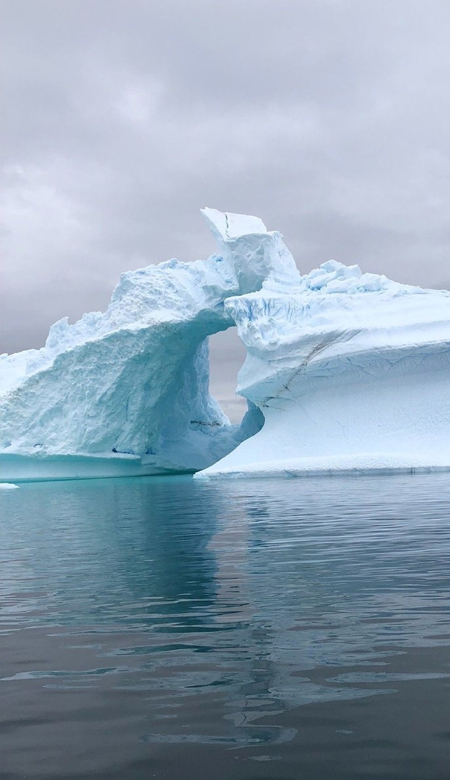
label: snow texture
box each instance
[198,259,450,478]
[1,207,449,482]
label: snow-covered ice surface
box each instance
[1,207,449,482]
[198,258,450,478]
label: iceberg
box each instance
[1,208,449,482]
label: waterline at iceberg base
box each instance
[1,208,449,482]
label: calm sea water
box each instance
[1,473,450,779]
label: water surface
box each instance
[2,474,450,779]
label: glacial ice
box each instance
[198,258,450,478]
[1,207,449,482]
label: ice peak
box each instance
[201,207,267,241]
[201,207,299,293]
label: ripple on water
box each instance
[1,473,450,778]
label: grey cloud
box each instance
[1,0,450,404]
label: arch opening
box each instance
[208,327,247,424]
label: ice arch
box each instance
[0,209,297,481]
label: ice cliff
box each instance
[1,208,449,482]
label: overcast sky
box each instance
[2,0,449,416]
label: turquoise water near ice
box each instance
[2,473,450,779]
